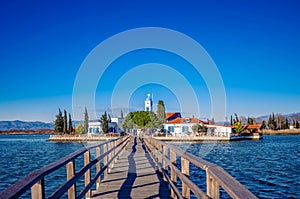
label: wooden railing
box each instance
[142,136,258,199]
[0,135,130,199]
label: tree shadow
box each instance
[117,136,137,198]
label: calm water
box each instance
[0,135,299,198]
[171,135,300,199]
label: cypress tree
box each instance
[285,118,289,129]
[268,114,272,129]
[68,113,73,134]
[272,112,277,130]
[120,110,124,119]
[230,115,233,126]
[54,108,64,133]
[63,110,68,134]
[296,121,300,129]
[261,120,266,129]
[84,107,89,133]
[100,112,109,134]
[156,100,166,128]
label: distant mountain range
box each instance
[256,112,300,122]
[0,120,54,131]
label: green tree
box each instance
[63,109,68,134]
[234,113,239,123]
[296,121,300,129]
[123,111,161,129]
[192,124,207,134]
[122,112,136,130]
[148,112,160,128]
[234,121,243,134]
[100,112,109,134]
[156,100,166,128]
[120,110,124,119]
[247,117,255,125]
[261,120,266,129]
[268,113,277,130]
[268,114,273,129]
[68,113,73,134]
[76,124,84,135]
[230,115,233,126]
[54,108,64,133]
[272,112,277,129]
[84,107,89,133]
[133,111,150,127]
[282,117,289,129]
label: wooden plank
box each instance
[92,136,171,199]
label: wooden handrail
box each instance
[0,135,130,199]
[142,136,257,199]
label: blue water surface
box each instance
[171,135,300,199]
[0,134,299,198]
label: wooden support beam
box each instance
[103,143,108,179]
[163,145,168,172]
[96,147,101,189]
[181,157,190,199]
[66,160,76,199]
[206,171,220,199]
[31,179,45,199]
[84,151,91,199]
[170,150,177,198]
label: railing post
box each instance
[206,170,219,199]
[96,147,101,189]
[104,143,108,178]
[108,141,112,172]
[163,145,168,169]
[66,160,76,199]
[31,179,45,199]
[181,157,190,199]
[170,150,177,197]
[84,151,91,199]
[163,145,168,178]
[158,143,162,167]
[113,140,116,159]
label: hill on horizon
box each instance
[256,112,300,122]
[0,120,54,131]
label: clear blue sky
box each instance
[0,0,299,122]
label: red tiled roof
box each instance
[166,112,175,119]
[166,112,180,120]
[244,124,262,129]
[165,117,206,124]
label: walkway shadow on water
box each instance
[117,136,137,199]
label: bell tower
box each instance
[144,93,152,112]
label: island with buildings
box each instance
[49,93,264,142]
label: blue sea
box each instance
[0,134,299,198]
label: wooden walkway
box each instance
[91,136,171,199]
